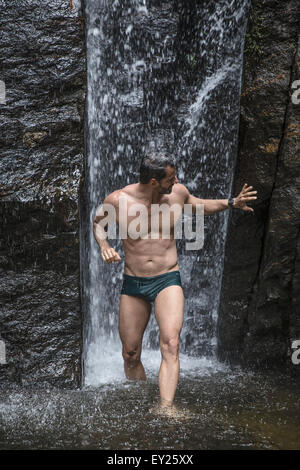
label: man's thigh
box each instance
[154,286,184,341]
[118,294,151,348]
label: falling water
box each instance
[81,0,251,386]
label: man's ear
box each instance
[150,178,158,187]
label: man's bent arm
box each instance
[93,191,121,263]
[93,212,111,251]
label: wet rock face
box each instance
[218,0,300,371]
[0,1,86,387]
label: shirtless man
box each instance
[93,153,257,410]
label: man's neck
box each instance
[136,183,162,204]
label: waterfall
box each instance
[81,0,250,386]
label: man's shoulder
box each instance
[104,184,137,206]
[172,183,190,199]
[103,189,122,207]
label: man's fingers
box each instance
[101,248,121,263]
[242,185,258,196]
[242,186,251,194]
[110,249,121,262]
[101,249,113,263]
[242,205,254,212]
[108,249,119,263]
[242,184,257,192]
[240,193,257,201]
[108,251,116,263]
[113,252,122,262]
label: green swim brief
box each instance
[121,270,182,303]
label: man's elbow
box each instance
[93,214,99,228]
[93,220,97,234]
[93,218,107,234]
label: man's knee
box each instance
[160,336,180,361]
[122,346,141,368]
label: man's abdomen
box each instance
[123,238,179,277]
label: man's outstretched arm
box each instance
[181,183,258,215]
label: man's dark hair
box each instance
[139,152,176,184]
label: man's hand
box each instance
[233,184,258,212]
[101,247,122,264]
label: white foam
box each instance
[84,337,229,387]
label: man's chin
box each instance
[158,186,173,194]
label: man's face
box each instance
[156,166,178,194]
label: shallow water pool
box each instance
[0,354,299,450]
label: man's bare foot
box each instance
[149,401,191,421]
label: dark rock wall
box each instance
[0,1,86,387]
[218,0,300,370]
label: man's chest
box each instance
[117,197,183,238]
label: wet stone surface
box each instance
[0,1,86,387]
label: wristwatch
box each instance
[228,197,235,209]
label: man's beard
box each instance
[158,184,173,194]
